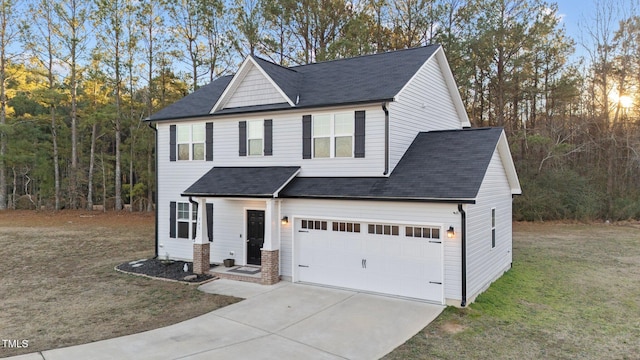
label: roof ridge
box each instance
[251,55,299,73]
[418,127,502,134]
[289,44,441,70]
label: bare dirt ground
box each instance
[0,210,239,358]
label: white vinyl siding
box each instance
[388,54,463,173]
[208,199,265,265]
[224,65,287,108]
[465,148,513,300]
[155,105,384,259]
[207,105,384,176]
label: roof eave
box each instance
[280,194,476,204]
[181,193,275,198]
[144,99,396,122]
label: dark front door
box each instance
[246,210,265,265]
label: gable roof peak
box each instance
[210,56,296,113]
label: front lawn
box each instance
[0,211,239,358]
[385,222,640,359]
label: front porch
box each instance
[193,238,281,285]
[183,166,301,286]
[210,264,262,284]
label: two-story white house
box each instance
[145,45,521,307]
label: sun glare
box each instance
[610,91,634,109]
[619,95,633,109]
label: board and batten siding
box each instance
[387,54,463,173]
[224,65,287,109]
[464,148,513,300]
[280,199,461,301]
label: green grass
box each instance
[385,223,640,359]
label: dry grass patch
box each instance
[385,222,640,360]
[0,210,240,358]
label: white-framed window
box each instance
[177,202,198,239]
[368,223,399,236]
[312,112,354,158]
[247,120,263,156]
[301,219,327,230]
[177,124,205,160]
[491,207,496,248]
[406,226,440,239]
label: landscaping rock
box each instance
[116,259,216,283]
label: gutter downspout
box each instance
[382,103,389,175]
[458,203,467,307]
[148,122,159,259]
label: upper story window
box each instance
[177,124,205,161]
[247,120,264,156]
[239,119,272,157]
[313,113,354,158]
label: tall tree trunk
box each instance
[87,123,97,211]
[69,25,79,209]
[0,6,7,211]
[114,13,123,211]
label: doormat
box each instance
[228,266,261,275]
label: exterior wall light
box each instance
[281,216,289,225]
[447,226,455,238]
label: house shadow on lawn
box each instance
[116,258,217,284]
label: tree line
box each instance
[0,0,638,221]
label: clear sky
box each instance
[556,0,596,40]
[555,0,633,61]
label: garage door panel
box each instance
[296,218,443,303]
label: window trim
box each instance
[311,112,354,159]
[176,124,206,161]
[491,207,496,248]
[247,119,264,156]
[176,201,197,239]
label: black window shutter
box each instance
[264,119,273,156]
[355,111,366,158]
[169,125,177,161]
[302,115,311,159]
[206,203,214,242]
[205,122,213,161]
[169,201,176,238]
[239,121,247,156]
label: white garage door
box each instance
[295,218,443,303]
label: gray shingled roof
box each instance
[148,76,232,121]
[147,45,440,121]
[280,128,503,202]
[182,166,300,197]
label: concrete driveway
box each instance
[9,280,443,360]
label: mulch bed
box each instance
[116,258,217,284]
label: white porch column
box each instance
[193,197,207,245]
[262,199,281,251]
[261,199,281,284]
[192,197,210,274]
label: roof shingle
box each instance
[147,45,439,121]
[182,166,300,197]
[280,128,503,202]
